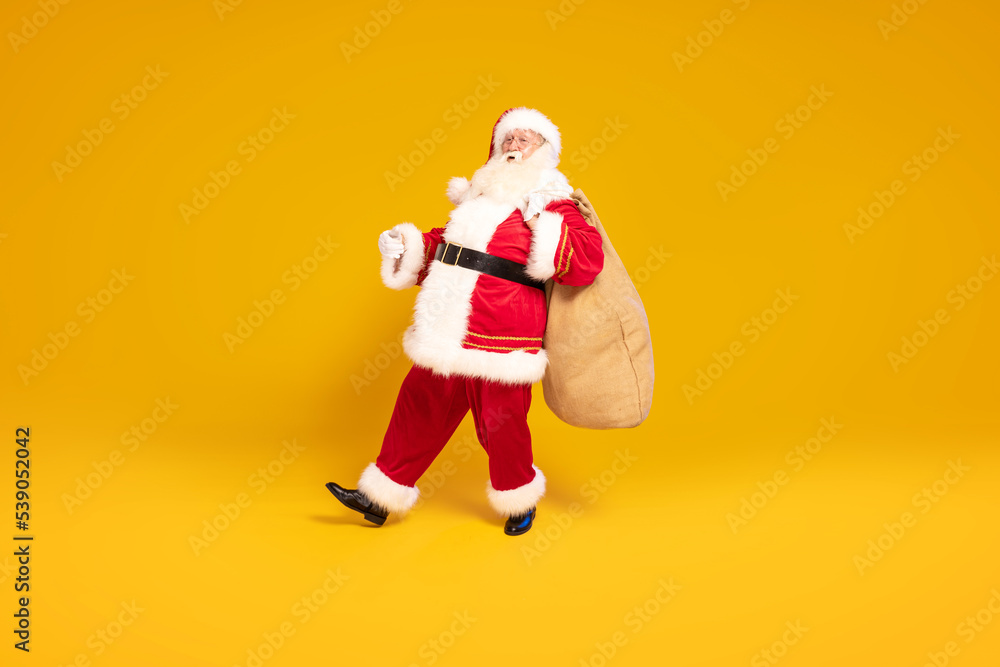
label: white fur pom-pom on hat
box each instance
[446,176,471,205]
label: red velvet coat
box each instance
[380,194,604,385]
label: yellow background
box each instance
[2,0,999,665]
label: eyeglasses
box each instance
[502,133,541,150]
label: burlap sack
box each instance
[540,189,654,429]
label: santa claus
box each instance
[327,107,604,535]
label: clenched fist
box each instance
[378,229,404,258]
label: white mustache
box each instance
[504,150,523,163]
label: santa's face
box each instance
[467,133,553,208]
[501,129,544,162]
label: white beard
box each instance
[466,144,554,209]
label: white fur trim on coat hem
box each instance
[487,465,546,516]
[524,210,564,282]
[380,223,425,290]
[357,462,420,514]
[403,325,549,384]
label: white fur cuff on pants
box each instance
[487,465,546,516]
[357,463,420,514]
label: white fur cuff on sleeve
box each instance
[380,222,426,290]
[524,211,564,282]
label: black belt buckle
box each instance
[439,242,464,265]
[432,241,545,291]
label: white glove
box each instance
[378,229,404,259]
[524,192,547,221]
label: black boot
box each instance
[325,482,389,526]
[504,507,536,536]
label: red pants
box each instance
[377,363,536,492]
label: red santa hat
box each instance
[447,107,563,205]
[486,106,562,163]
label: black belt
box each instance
[433,242,545,291]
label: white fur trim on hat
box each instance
[380,222,426,290]
[487,465,546,516]
[357,462,420,514]
[491,108,562,160]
